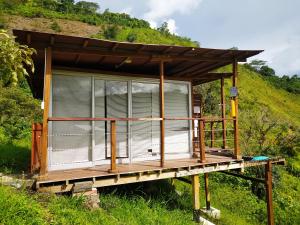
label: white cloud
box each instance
[166,19,178,34]
[143,0,202,30]
[120,7,133,15]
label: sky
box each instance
[84,0,300,76]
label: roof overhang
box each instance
[13,29,263,98]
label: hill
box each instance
[0,2,299,225]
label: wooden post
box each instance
[232,60,241,159]
[265,161,274,225]
[221,78,226,149]
[199,120,206,163]
[40,47,52,176]
[192,174,200,221]
[204,173,211,210]
[31,123,42,173]
[160,61,165,167]
[210,122,214,148]
[109,120,117,173]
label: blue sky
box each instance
[84,0,300,76]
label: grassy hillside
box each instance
[0,3,299,225]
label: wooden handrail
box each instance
[48,117,235,122]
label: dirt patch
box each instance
[6,14,102,38]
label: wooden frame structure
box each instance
[13,29,284,224]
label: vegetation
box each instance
[0,29,36,86]
[0,1,299,225]
[245,60,300,94]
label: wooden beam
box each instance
[221,78,226,149]
[50,36,55,46]
[171,62,204,76]
[199,120,206,163]
[204,173,211,210]
[192,174,200,220]
[54,66,192,82]
[265,161,274,225]
[26,33,31,45]
[220,171,265,183]
[192,72,232,80]
[111,43,119,51]
[30,43,244,62]
[115,57,131,69]
[232,60,241,159]
[108,120,117,173]
[83,39,89,48]
[75,55,81,64]
[210,122,214,148]
[41,47,52,176]
[160,61,165,168]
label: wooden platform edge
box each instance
[36,160,244,193]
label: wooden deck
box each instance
[36,153,244,193]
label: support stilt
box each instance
[265,161,274,225]
[204,173,211,210]
[191,174,200,222]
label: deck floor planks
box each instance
[38,153,238,183]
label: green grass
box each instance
[2,175,298,225]
[0,140,31,174]
[220,65,300,127]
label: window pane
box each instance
[94,79,106,160]
[106,81,128,158]
[165,83,190,154]
[132,82,160,160]
[51,75,92,165]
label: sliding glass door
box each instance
[49,72,191,170]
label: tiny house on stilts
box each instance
[14,29,284,224]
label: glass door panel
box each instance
[105,80,128,158]
[165,83,190,155]
[51,75,92,166]
[132,82,160,161]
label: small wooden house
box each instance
[14,29,284,223]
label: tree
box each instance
[75,1,99,14]
[56,0,75,13]
[259,65,275,77]
[157,22,170,35]
[246,59,267,72]
[0,30,36,86]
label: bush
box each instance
[50,20,61,32]
[103,25,119,40]
[0,84,42,141]
[126,32,136,42]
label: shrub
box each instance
[103,25,119,40]
[50,20,61,32]
[126,32,137,42]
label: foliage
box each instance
[0,186,47,225]
[0,29,36,86]
[126,32,137,42]
[0,141,30,174]
[157,21,171,35]
[50,20,61,32]
[103,25,119,40]
[75,1,99,14]
[1,1,150,28]
[0,83,42,141]
[93,27,198,47]
[245,60,300,94]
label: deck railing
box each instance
[33,117,236,173]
